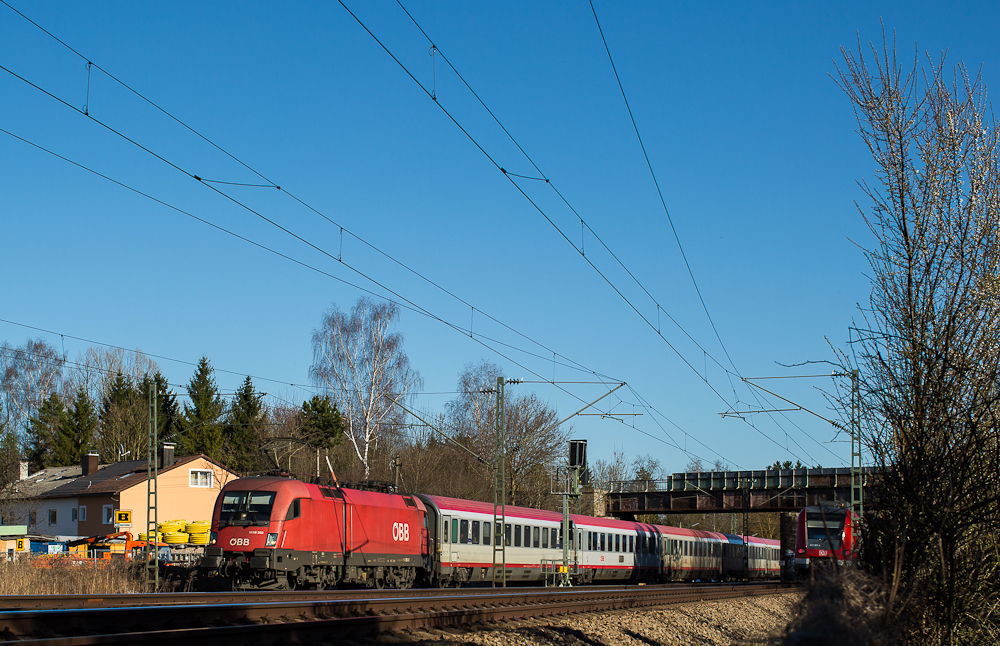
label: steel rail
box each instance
[0,583,799,644]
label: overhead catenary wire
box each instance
[0,5,780,469]
[0,0,612,395]
[350,0,821,466]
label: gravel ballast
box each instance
[381,592,802,645]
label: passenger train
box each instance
[794,505,857,576]
[200,476,780,589]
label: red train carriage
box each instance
[201,477,431,589]
[794,506,857,576]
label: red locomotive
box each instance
[793,505,857,576]
[201,476,781,589]
[201,477,430,589]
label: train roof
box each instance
[222,477,427,511]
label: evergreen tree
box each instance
[177,357,225,459]
[223,376,266,474]
[26,393,67,470]
[301,395,344,451]
[139,372,180,446]
[52,389,98,466]
[98,371,144,462]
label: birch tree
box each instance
[310,298,420,479]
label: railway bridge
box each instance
[603,467,873,519]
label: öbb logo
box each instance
[230,537,250,546]
[392,522,410,542]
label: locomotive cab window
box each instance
[285,498,302,520]
[219,490,277,528]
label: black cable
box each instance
[396,0,734,379]
[348,1,824,466]
[0,6,755,468]
[0,0,608,390]
[588,0,738,374]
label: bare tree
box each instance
[0,338,66,445]
[444,360,569,507]
[835,35,1000,644]
[70,346,159,410]
[310,298,421,479]
[590,450,631,490]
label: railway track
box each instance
[0,582,800,644]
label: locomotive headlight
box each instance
[265,533,278,547]
[209,532,217,545]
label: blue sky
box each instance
[3,1,997,475]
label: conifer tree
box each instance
[177,357,225,459]
[140,372,180,446]
[301,395,344,451]
[223,376,266,474]
[52,389,98,466]
[26,392,67,470]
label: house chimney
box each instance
[18,460,28,481]
[82,452,99,476]
[160,443,176,469]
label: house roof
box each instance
[10,455,229,500]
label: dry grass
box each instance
[775,568,900,646]
[0,555,150,595]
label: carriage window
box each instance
[533,526,540,548]
[460,519,469,544]
[600,533,606,551]
[482,521,490,545]
[514,524,522,547]
[542,527,549,549]
[629,536,634,553]
[444,519,450,543]
[471,520,480,545]
[588,532,593,550]
[614,534,620,552]
[552,528,558,549]
[505,524,512,547]
[452,519,459,543]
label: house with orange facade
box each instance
[2,446,238,540]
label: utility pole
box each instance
[146,383,159,591]
[850,369,863,518]
[493,377,506,588]
[742,477,750,581]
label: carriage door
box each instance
[442,516,453,567]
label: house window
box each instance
[189,469,213,488]
[103,505,114,525]
[72,508,78,522]
[48,509,57,525]
[28,511,36,526]
[79,506,87,522]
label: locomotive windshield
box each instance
[219,490,277,527]
[804,509,846,550]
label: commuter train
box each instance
[200,476,780,589]
[793,505,857,576]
